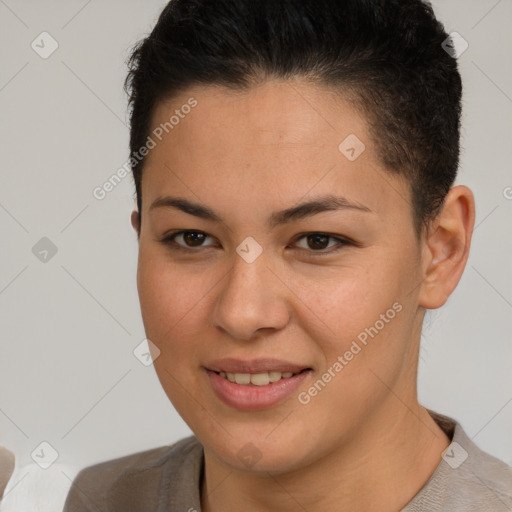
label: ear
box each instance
[418,185,475,309]
[131,210,140,238]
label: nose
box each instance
[212,249,291,341]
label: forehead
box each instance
[150,80,367,159]
[142,80,412,226]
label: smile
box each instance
[214,370,301,386]
[205,364,312,411]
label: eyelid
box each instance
[291,232,353,255]
[159,230,217,252]
[159,230,354,255]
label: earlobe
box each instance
[131,210,141,237]
[418,186,475,309]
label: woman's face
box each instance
[135,80,428,473]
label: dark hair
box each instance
[125,0,462,234]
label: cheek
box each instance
[290,263,398,338]
[136,248,212,350]
[294,254,418,374]
[136,250,213,412]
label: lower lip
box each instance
[206,369,311,411]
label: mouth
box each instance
[212,369,309,386]
[204,360,312,411]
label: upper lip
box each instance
[205,358,311,374]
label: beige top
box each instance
[63,412,512,511]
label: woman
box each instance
[64,0,512,510]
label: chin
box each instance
[200,426,317,475]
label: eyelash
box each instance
[158,230,353,257]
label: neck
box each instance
[201,404,450,512]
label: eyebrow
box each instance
[149,194,372,229]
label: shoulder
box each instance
[63,436,203,512]
[404,411,512,512]
[451,425,512,511]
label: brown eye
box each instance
[306,234,330,250]
[182,231,207,247]
[294,233,349,254]
[161,230,216,251]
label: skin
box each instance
[131,79,475,512]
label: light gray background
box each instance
[0,0,511,482]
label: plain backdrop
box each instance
[0,0,511,491]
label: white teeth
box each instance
[218,370,300,386]
[268,371,282,383]
[250,373,270,386]
[235,373,251,385]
